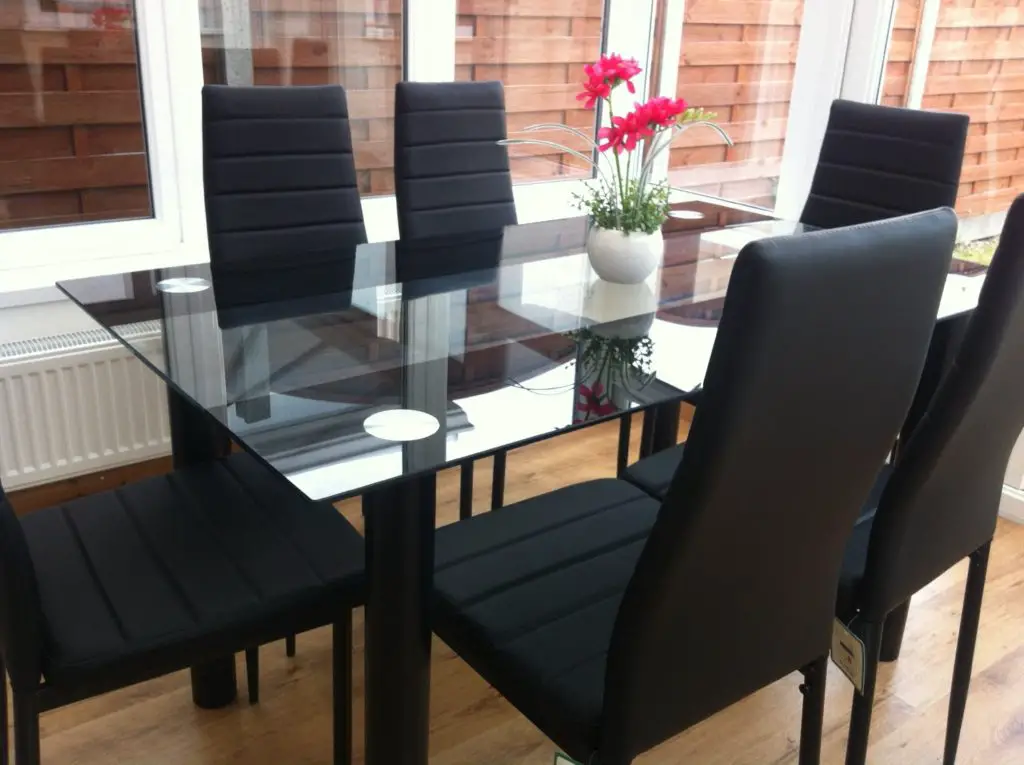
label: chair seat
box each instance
[623,443,686,499]
[21,453,364,687]
[434,479,660,761]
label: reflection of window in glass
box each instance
[455,0,605,184]
[199,0,402,196]
[882,0,1024,230]
[0,0,153,232]
[663,0,804,209]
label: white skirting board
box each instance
[1000,485,1024,525]
[0,322,172,491]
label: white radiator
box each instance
[0,322,172,491]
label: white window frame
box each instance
[0,0,208,293]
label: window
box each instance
[455,0,607,184]
[881,0,1023,236]
[198,0,403,196]
[658,0,806,210]
[0,0,153,231]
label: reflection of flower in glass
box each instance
[92,4,132,30]
[577,382,618,419]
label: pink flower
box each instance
[575,53,643,109]
[637,96,688,128]
[576,382,618,419]
[596,97,689,153]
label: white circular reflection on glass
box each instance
[669,210,705,221]
[363,409,440,442]
[157,277,211,294]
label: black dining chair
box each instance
[202,83,367,663]
[432,210,957,765]
[837,195,1024,765]
[202,83,367,265]
[394,80,518,519]
[0,453,363,765]
[800,99,969,230]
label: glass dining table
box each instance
[56,199,984,765]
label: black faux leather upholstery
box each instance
[395,229,505,299]
[852,195,1024,620]
[202,85,367,264]
[394,81,517,239]
[1,453,363,693]
[435,479,659,759]
[433,210,957,764]
[801,100,968,230]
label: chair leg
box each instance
[245,647,259,704]
[879,598,911,662]
[491,452,506,510]
[0,656,8,765]
[12,692,39,765]
[845,620,883,765]
[616,415,632,477]
[459,461,474,520]
[286,634,296,658]
[944,542,991,765]
[799,655,827,765]
[638,409,655,459]
[333,613,353,765]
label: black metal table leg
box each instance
[363,473,437,765]
[167,387,238,710]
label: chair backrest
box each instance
[395,229,505,299]
[801,100,968,230]
[212,249,358,328]
[860,195,1024,619]
[0,488,45,692]
[394,81,517,240]
[202,85,366,266]
[600,209,958,761]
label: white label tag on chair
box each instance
[831,618,866,693]
[554,754,582,765]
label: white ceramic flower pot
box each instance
[586,226,664,285]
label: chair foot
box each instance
[333,613,353,765]
[845,621,883,765]
[944,542,990,765]
[491,452,506,510]
[459,461,474,520]
[13,693,39,765]
[880,598,911,662]
[245,647,259,704]
[286,634,296,658]
[799,656,827,765]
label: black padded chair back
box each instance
[859,196,1024,619]
[0,487,44,692]
[202,85,367,265]
[212,249,359,328]
[600,210,958,760]
[395,229,505,299]
[394,81,517,240]
[801,100,968,229]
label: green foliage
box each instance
[567,327,655,378]
[574,178,671,235]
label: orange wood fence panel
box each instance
[668,0,805,208]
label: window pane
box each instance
[455,0,606,184]
[0,1,153,232]
[663,0,804,209]
[883,0,1023,230]
[199,0,402,196]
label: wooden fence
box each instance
[882,0,1024,219]
[1,0,1021,232]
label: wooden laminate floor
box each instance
[21,414,1024,764]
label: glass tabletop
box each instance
[57,200,983,501]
